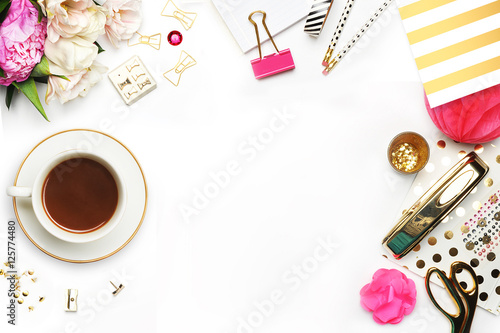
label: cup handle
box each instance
[6,186,32,197]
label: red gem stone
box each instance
[167,31,183,46]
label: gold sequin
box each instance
[416,260,426,269]
[433,254,442,262]
[22,291,28,297]
[413,244,421,252]
[444,231,454,239]
[28,270,34,275]
[449,248,458,256]
[478,218,487,227]
[18,299,23,304]
[466,242,475,250]
[496,155,500,164]
[0,269,4,276]
[14,292,19,299]
[428,237,437,246]
[39,297,44,302]
[28,306,34,312]
[485,178,494,187]
[437,140,446,149]
[487,252,496,261]
[461,225,470,233]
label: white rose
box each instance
[45,61,108,104]
[45,0,107,43]
[103,0,142,47]
[44,36,98,75]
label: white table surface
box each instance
[0,0,498,332]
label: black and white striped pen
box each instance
[323,0,394,75]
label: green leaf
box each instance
[5,85,14,108]
[30,55,50,77]
[0,67,4,78]
[0,0,11,25]
[12,78,49,121]
[95,41,105,54]
[29,0,43,23]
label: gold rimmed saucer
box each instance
[12,129,147,263]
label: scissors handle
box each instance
[425,267,466,333]
[450,262,478,333]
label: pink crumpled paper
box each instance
[360,269,417,325]
[425,84,500,144]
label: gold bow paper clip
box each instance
[161,0,197,30]
[163,50,196,86]
[127,32,162,50]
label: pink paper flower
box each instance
[0,0,47,86]
[360,269,416,325]
[426,84,500,143]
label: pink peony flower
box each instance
[103,0,142,48]
[0,0,47,86]
[360,269,417,325]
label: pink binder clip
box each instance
[248,11,295,79]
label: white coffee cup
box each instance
[7,150,127,243]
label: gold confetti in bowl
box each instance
[387,132,430,174]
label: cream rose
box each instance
[44,35,98,75]
[45,0,107,43]
[45,61,108,104]
[103,0,142,47]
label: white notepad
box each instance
[211,0,309,53]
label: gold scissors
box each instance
[425,261,478,333]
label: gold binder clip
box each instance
[163,50,197,86]
[161,0,197,30]
[127,32,162,50]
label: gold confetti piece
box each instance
[458,150,467,158]
[39,297,44,302]
[18,298,24,304]
[28,306,34,312]
[31,277,37,283]
[22,291,29,297]
[485,178,494,187]
[0,269,4,275]
[444,231,454,239]
[4,262,9,267]
[28,270,34,275]
[14,292,19,299]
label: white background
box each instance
[0,0,498,332]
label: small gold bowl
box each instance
[387,132,429,174]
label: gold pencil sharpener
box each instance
[387,132,429,174]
